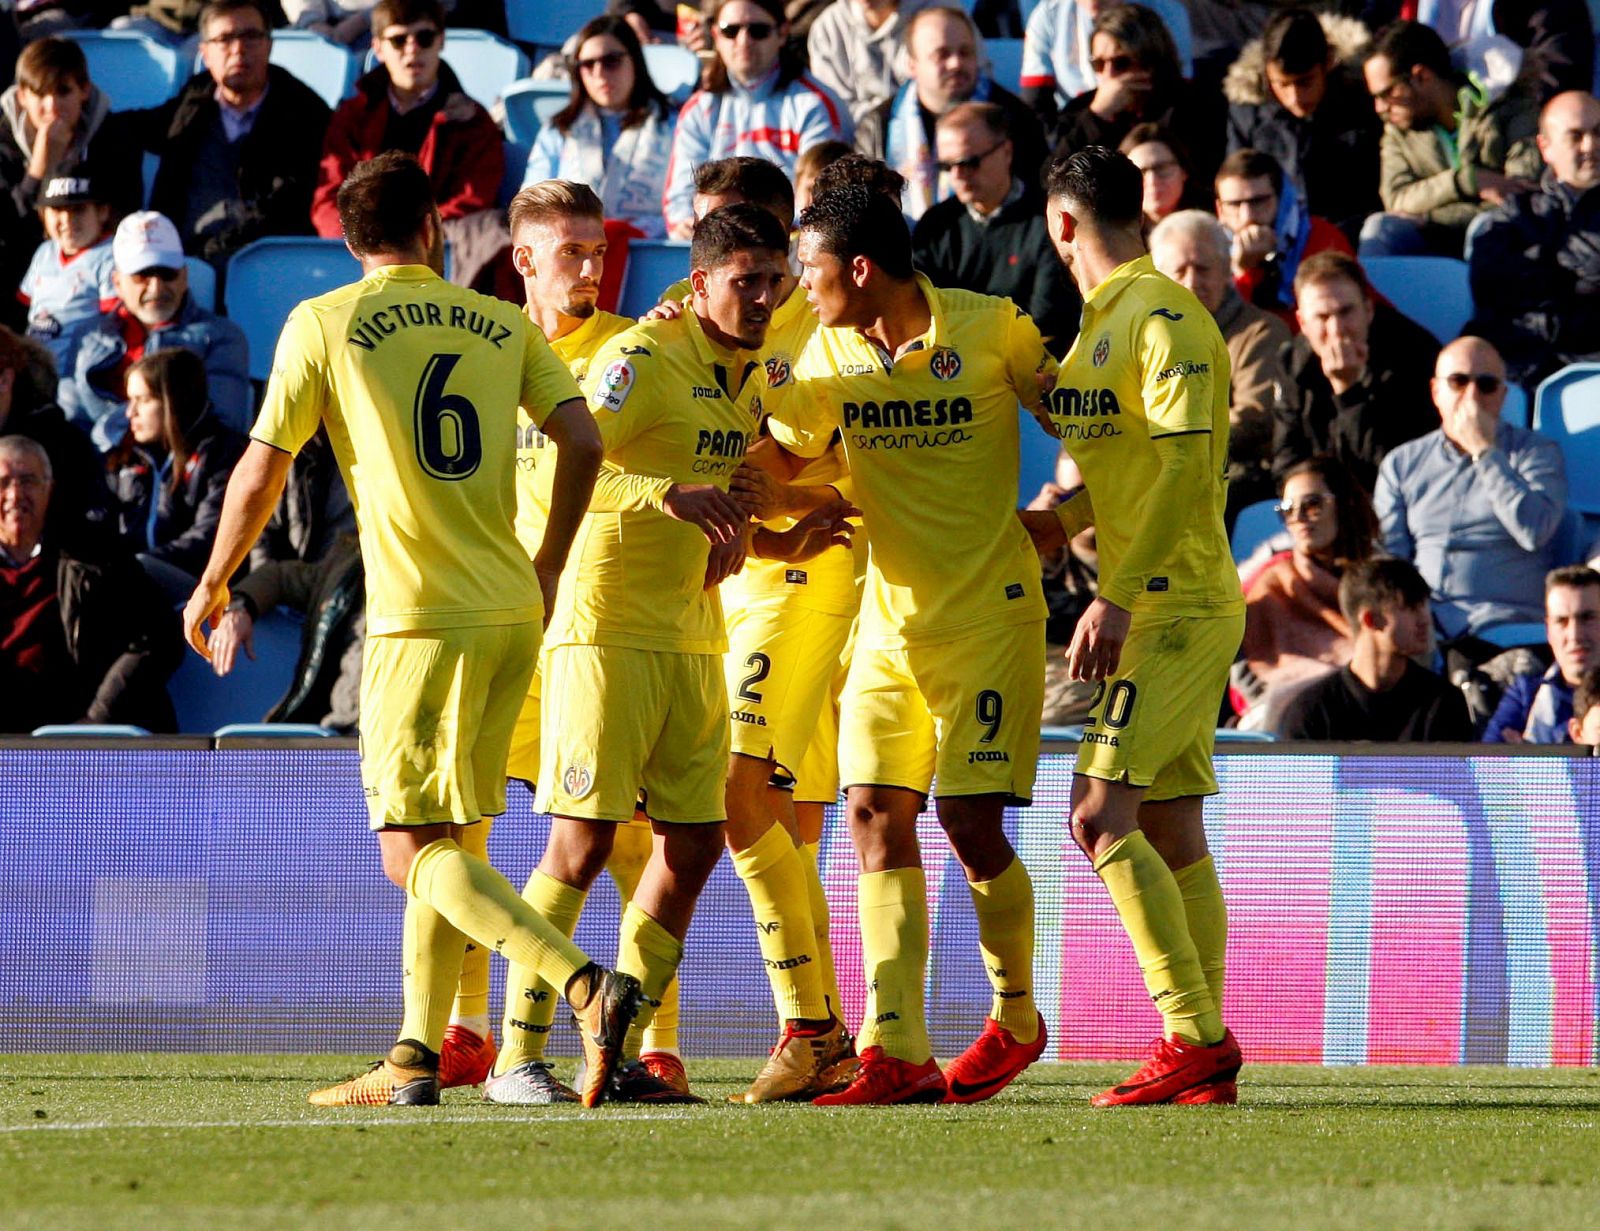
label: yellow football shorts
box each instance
[1074,609,1245,801]
[359,622,540,830]
[791,616,855,804]
[839,619,1046,802]
[505,662,542,784]
[725,595,854,776]
[537,644,729,824]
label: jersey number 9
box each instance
[414,353,482,481]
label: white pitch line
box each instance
[1,1111,696,1134]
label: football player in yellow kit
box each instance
[761,182,1055,1105]
[182,153,640,1108]
[1023,145,1243,1106]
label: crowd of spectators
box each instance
[2,0,1600,748]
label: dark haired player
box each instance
[1025,144,1244,1106]
[182,152,642,1108]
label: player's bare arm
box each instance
[662,482,749,543]
[730,462,846,521]
[751,496,860,562]
[535,397,605,623]
[182,440,294,659]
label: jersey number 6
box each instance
[414,353,483,481]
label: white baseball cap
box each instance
[113,211,185,275]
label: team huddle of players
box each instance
[184,140,1246,1111]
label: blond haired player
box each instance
[531,202,852,1105]
[1024,145,1243,1106]
[481,179,689,1104]
[760,182,1055,1106]
[182,153,641,1109]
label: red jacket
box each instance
[312,63,504,238]
[1235,216,1353,332]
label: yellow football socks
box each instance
[615,902,684,1054]
[1173,854,1228,1015]
[496,871,587,1075]
[406,838,588,994]
[449,820,492,1029]
[731,822,828,1022]
[856,868,932,1062]
[801,840,841,1015]
[397,897,465,1053]
[968,857,1039,1043]
[1094,832,1223,1046]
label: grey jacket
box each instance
[1375,422,1568,637]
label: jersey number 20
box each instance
[414,353,482,481]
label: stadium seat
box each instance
[1533,363,1600,515]
[1230,497,1283,564]
[169,608,302,733]
[985,38,1024,92]
[500,138,531,207]
[1040,724,1085,741]
[367,30,528,110]
[29,725,150,736]
[184,257,216,312]
[1213,728,1276,742]
[1017,405,1060,506]
[1501,382,1528,428]
[213,723,336,738]
[501,78,571,146]
[643,43,702,102]
[267,30,357,109]
[225,238,362,382]
[1361,256,1474,344]
[1478,621,1549,650]
[507,0,606,53]
[617,239,691,318]
[63,31,182,111]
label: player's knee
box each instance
[541,821,614,886]
[380,845,415,889]
[661,824,727,884]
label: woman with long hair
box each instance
[522,14,677,238]
[106,348,247,601]
[1233,455,1378,726]
[1118,121,1208,231]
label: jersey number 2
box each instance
[414,353,483,481]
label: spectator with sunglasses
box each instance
[132,0,331,274]
[313,0,505,286]
[522,15,676,239]
[662,0,849,237]
[1048,3,1225,190]
[1467,90,1600,387]
[1231,455,1375,729]
[59,211,250,454]
[911,101,1080,357]
[1375,335,1569,648]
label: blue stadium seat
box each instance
[501,78,571,147]
[185,257,216,312]
[617,240,690,318]
[1230,497,1284,564]
[1040,724,1085,741]
[170,608,302,733]
[1213,728,1276,742]
[1533,363,1600,516]
[1501,381,1528,428]
[1017,406,1060,507]
[1361,256,1474,344]
[500,138,531,207]
[268,30,357,109]
[225,238,362,382]
[63,31,182,111]
[213,723,336,738]
[1478,621,1549,650]
[30,724,150,736]
[507,0,607,52]
[985,38,1024,93]
[643,43,701,102]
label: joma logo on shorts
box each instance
[967,750,1011,764]
[731,710,768,727]
[1082,731,1120,747]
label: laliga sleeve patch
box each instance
[597,359,636,412]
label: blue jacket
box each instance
[1375,423,1568,638]
[106,417,248,578]
[58,293,251,452]
[1483,663,1574,743]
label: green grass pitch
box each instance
[5,1056,1599,1230]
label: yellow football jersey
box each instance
[514,308,634,560]
[253,264,580,634]
[546,307,767,654]
[1048,255,1242,615]
[765,275,1050,648]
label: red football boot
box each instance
[812,1045,946,1106]
[438,1023,497,1089]
[942,1015,1048,1104]
[1091,1030,1242,1107]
